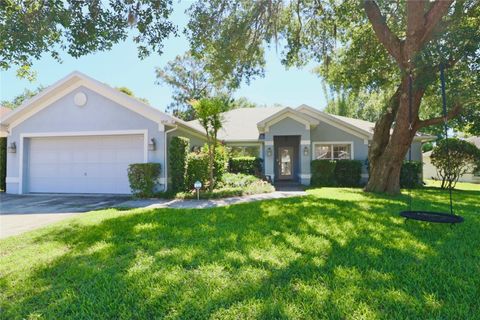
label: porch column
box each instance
[264,140,275,181]
[299,139,311,185]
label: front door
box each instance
[277,146,294,180]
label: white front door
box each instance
[27,134,145,194]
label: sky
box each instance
[0,1,327,113]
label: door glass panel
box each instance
[280,148,292,176]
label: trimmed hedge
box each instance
[185,144,229,190]
[229,156,262,176]
[127,163,161,198]
[0,137,6,191]
[185,153,210,190]
[311,159,363,187]
[335,160,362,187]
[311,160,337,186]
[169,136,190,192]
[400,161,423,188]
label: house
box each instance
[423,136,480,184]
[0,72,433,194]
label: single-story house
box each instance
[423,136,480,184]
[0,71,433,194]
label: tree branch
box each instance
[363,0,404,68]
[420,0,455,44]
[415,102,463,129]
[405,0,454,59]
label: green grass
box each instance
[1,186,479,319]
[424,179,480,191]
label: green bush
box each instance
[431,138,480,189]
[0,137,6,191]
[202,143,229,179]
[176,179,274,199]
[185,152,210,190]
[219,172,260,188]
[400,161,423,188]
[311,160,337,186]
[127,163,161,198]
[169,136,190,192]
[334,160,362,187]
[229,156,262,176]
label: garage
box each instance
[27,134,145,194]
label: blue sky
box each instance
[0,1,326,112]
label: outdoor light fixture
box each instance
[194,180,202,200]
[303,146,309,156]
[7,142,16,153]
[148,138,156,151]
[267,147,272,157]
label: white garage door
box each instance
[28,134,145,194]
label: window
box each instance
[230,145,260,157]
[314,143,352,160]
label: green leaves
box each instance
[431,138,480,189]
[0,0,176,79]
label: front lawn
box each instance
[1,186,479,319]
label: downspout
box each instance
[164,125,178,191]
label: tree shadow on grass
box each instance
[2,191,480,319]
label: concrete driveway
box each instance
[0,193,130,239]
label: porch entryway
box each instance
[274,135,300,182]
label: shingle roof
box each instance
[329,114,376,134]
[188,107,284,141]
[188,105,435,142]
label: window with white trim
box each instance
[314,143,352,160]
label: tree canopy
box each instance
[1,86,45,109]
[431,138,480,189]
[155,52,232,120]
[115,86,150,104]
[0,0,176,78]
[187,0,480,193]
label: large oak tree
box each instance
[187,0,479,194]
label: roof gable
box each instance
[257,107,319,132]
[0,71,205,136]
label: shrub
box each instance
[422,142,434,153]
[0,137,6,191]
[185,152,210,190]
[229,156,262,176]
[311,160,336,186]
[431,138,480,189]
[219,172,261,188]
[169,136,190,192]
[127,163,161,198]
[400,161,423,188]
[202,143,229,179]
[176,179,274,199]
[334,160,362,187]
[243,180,275,195]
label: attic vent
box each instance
[74,92,87,106]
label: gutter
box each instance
[163,125,178,191]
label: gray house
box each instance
[0,72,430,194]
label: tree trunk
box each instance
[365,76,425,194]
[209,143,215,192]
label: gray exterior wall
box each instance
[6,86,167,193]
[264,118,311,184]
[310,120,369,163]
[168,127,206,151]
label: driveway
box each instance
[0,193,129,239]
